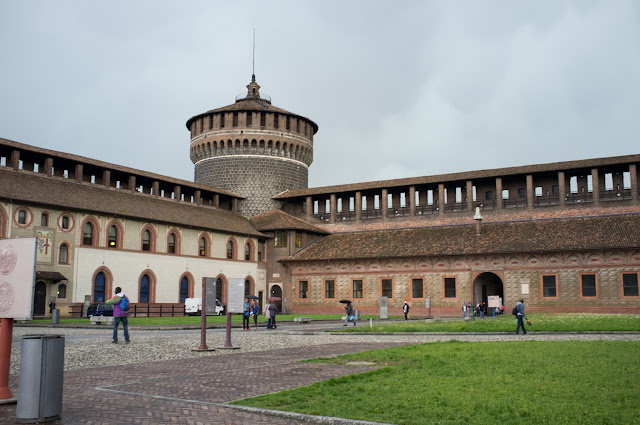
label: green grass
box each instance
[232,340,640,424]
[341,313,640,332]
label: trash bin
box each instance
[16,335,65,423]
[354,310,360,320]
[51,309,60,325]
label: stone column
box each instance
[466,180,473,211]
[630,164,638,203]
[232,198,238,212]
[330,194,336,223]
[591,168,600,204]
[174,185,181,201]
[526,174,533,210]
[496,178,503,210]
[102,170,111,188]
[10,150,19,171]
[128,176,136,192]
[558,171,566,206]
[382,189,388,220]
[438,184,445,216]
[213,194,220,208]
[44,158,53,176]
[305,196,312,221]
[195,190,201,204]
[152,181,159,197]
[409,186,416,217]
[75,164,83,183]
[355,191,362,223]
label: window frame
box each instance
[274,230,287,248]
[443,276,457,299]
[380,278,394,299]
[579,273,598,299]
[540,274,559,299]
[621,272,640,298]
[57,283,67,299]
[411,277,424,299]
[108,225,118,248]
[82,221,93,246]
[352,279,364,299]
[323,279,336,300]
[41,212,49,227]
[295,232,302,248]
[58,243,70,265]
[297,280,309,300]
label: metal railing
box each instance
[565,192,593,204]
[444,202,467,213]
[361,209,383,220]
[503,197,528,208]
[388,206,411,218]
[337,211,356,221]
[534,194,560,207]
[599,189,632,202]
[415,205,438,215]
[474,201,496,211]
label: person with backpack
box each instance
[515,298,528,335]
[106,286,130,344]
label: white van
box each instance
[184,298,225,315]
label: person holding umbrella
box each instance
[268,297,279,329]
[340,300,356,326]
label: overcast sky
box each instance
[1,1,638,188]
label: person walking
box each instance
[344,302,356,326]
[268,302,278,329]
[515,298,528,335]
[403,301,410,320]
[264,301,272,329]
[105,286,130,344]
[251,300,259,330]
[242,298,251,330]
[462,303,468,319]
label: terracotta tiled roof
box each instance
[1,169,265,237]
[273,154,640,199]
[0,138,243,198]
[251,210,330,235]
[283,213,640,262]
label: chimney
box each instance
[474,207,483,235]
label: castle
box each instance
[1,75,639,317]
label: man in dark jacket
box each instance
[106,287,130,344]
[515,298,527,335]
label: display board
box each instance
[227,278,245,313]
[488,295,500,308]
[0,238,36,320]
[205,278,217,315]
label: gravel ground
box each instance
[8,325,640,376]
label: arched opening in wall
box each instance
[93,269,113,303]
[269,285,282,312]
[216,275,226,305]
[33,281,47,316]
[139,272,156,303]
[473,272,504,314]
[179,274,193,303]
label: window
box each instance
[580,274,597,298]
[552,185,560,195]
[518,188,526,198]
[245,243,251,261]
[352,279,363,299]
[140,274,150,303]
[179,277,189,303]
[57,283,67,299]
[622,273,639,297]
[298,280,309,299]
[295,232,302,248]
[246,112,252,126]
[260,112,266,127]
[41,213,49,227]
[381,279,393,298]
[485,191,493,201]
[168,233,176,254]
[412,278,424,299]
[245,279,252,297]
[257,241,264,262]
[274,230,287,247]
[273,113,279,129]
[94,272,106,302]
[542,274,558,298]
[199,237,206,257]
[108,226,117,248]
[286,116,290,130]
[443,277,456,298]
[59,244,69,264]
[220,113,225,128]
[324,279,335,299]
[18,209,26,225]
[61,215,70,230]
[142,230,151,251]
[227,241,234,259]
[83,222,93,246]
[232,112,238,127]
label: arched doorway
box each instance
[473,272,504,313]
[270,285,282,312]
[33,281,47,316]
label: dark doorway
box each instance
[216,277,224,304]
[34,281,47,316]
[270,285,282,312]
[473,272,504,312]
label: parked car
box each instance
[86,303,114,317]
[184,298,225,315]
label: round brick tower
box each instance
[188,75,318,217]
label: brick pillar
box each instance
[591,168,600,205]
[213,194,220,208]
[305,196,312,221]
[496,178,503,210]
[152,181,159,197]
[75,164,83,183]
[103,170,111,188]
[438,184,445,216]
[558,171,566,206]
[382,189,388,220]
[330,194,336,223]
[43,158,53,176]
[232,198,238,212]
[128,176,136,192]
[526,174,533,210]
[195,190,201,204]
[355,191,362,223]
[409,186,416,217]
[466,180,473,212]
[174,185,181,201]
[10,150,19,170]
[630,164,638,203]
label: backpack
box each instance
[119,296,130,311]
[511,307,517,316]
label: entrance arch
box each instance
[33,281,47,316]
[473,272,504,311]
[269,285,282,312]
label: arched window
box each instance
[227,241,234,259]
[168,233,176,254]
[244,279,252,297]
[18,209,26,225]
[59,244,69,264]
[142,230,151,251]
[216,277,223,303]
[83,222,93,246]
[199,237,206,257]
[245,243,252,261]
[94,272,106,302]
[108,226,117,248]
[61,215,70,230]
[57,283,67,299]
[180,277,189,303]
[140,274,150,303]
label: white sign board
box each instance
[0,238,36,320]
[488,295,500,308]
[205,278,217,315]
[227,278,245,313]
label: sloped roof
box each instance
[251,210,330,235]
[283,213,640,262]
[1,169,265,238]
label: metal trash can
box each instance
[16,335,65,423]
[51,309,60,325]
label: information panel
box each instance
[205,278,217,315]
[227,278,245,313]
[0,238,36,320]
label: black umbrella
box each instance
[246,295,259,300]
[339,299,352,304]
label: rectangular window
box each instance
[324,279,335,299]
[286,116,290,130]
[412,278,424,299]
[273,113,279,129]
[485,191,493,201]
[622,273,639,297]
[580,274,597,298]
[552,185,559,195]
[295,232,302,248]
[298,280,309,299]
[246,112,252,126]
[220,114,225,128]
[518,188,526,198]
[257,241,264,262]
[274,231,287,247]
[260,112,266,127]
[381,278,393,298]
[232,112,238,127]
[542,274,558,298]
[41,213,49,227]
[443,277,457,299]
[352,279,363,299]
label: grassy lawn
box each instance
[232,340,640,424]
[341,313,640,332]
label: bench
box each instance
[90,316,114,325]
[293,317,311,323]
